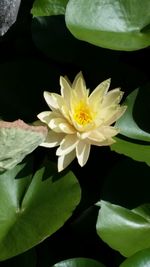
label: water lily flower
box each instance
[37,72,126,172]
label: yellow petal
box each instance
[40,131,64,148]
[56,134,78,156]
[76,141,91,167]
[58,150,76,172]
[71,117,95,132]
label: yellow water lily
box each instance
[38,72,126,172]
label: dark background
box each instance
[0,0,150,266]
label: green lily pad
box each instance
[0,120,47,172]
[111,137,150,166]
[115,86,150,142]
[111,84,150,166]
[120,248,150,267]
[52,258,106,267]
[65,0,150,51]
[0,160,81,260]
[96,201,150,257]
[31,0,68,16]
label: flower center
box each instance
[74,102,92,126]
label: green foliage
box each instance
[111,137,150,166]
[0,159,81,260]
[120,248,150,267]
[96,201,150,257]
[31,0,69,16]
[115,87,150,142]
[65,0,150,51]
[111,85,150,165]
[52,258,106,267]
[0,120,47,172]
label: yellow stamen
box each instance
[74,102,92,126]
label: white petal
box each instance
[73,73,87,98]
[71,118,95,133]
[77,131,91,139]
[99,126,119,138]
[89,138,115,147]
[76,141,91,167]
[37,111,52,124]
[87,130,105,142]
[63,75,72,86]
[58,150,76,172]
[49,118,63,132]
[102,89,124,108]
[56,134,78,156]
[44,91,64,111]
[104,106,127,125]
[89,78,111,106]
[60,76,71,105]
[72,71,85,89]
[49,117,75,133]
[59,123,75,134]
[99,105,119,124]
[40,131,64,148]
[61,105,72,123]
[87,126,119,144]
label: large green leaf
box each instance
[115,87,150,142]
[31,16,148,91]
[52,258,106,267]
[96,201,150,257]
[0,120,47,172]
[31,0,68,16]
[111,84,150,165]
[0,160,81,260]
[111,137,150,166]
[65,0,150,51]
[120,248,150,267]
